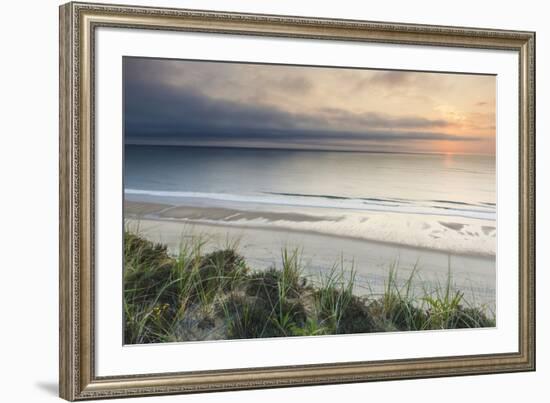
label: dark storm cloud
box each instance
[124,60,476,149]
[124,81,299,137]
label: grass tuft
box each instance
[124,231,495,343]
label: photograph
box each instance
[123,57,497,344]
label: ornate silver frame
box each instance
[59,2,535,400]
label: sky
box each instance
[124,57,496,155]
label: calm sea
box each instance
[125,145,497,257]
[125,145,495,219]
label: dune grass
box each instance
[124,231,495,344]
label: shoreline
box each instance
[126,214,496,260]
[125,200,496,259]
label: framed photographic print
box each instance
[59,2,535,400]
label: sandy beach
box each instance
[125,201,496,309]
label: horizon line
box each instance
[124,142,495,157]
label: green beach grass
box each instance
[124,230,495,344]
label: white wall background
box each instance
[0,0,545,402]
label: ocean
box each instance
[124,145,496,256]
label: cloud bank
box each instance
[124,57,495,154]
